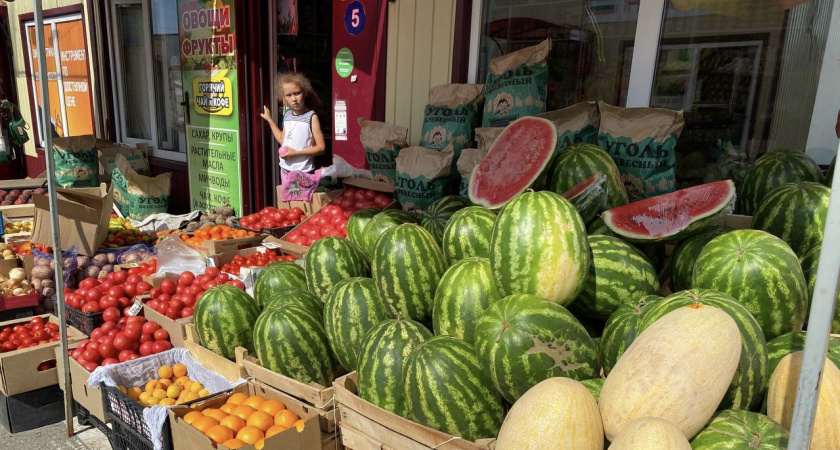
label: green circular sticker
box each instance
[335,47,354,78]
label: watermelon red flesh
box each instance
[603,180,735,242]
[469,116,557,209]
[562,173,604,200]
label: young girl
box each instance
[261,72,326,174]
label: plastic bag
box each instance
[154,236,206,276]
[320,155,372,181]
[31,246,78,308]
[117,243,157,265]
[280,169,322,202]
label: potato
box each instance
[122,253,141,263]
[92,254,109,267]
[62,257,74,271]
[42,287,56,297]
[76,255,91,269]
[31,278,42,291]
[106,253,117,264]
[41,279,55,289]
[86,266,101,278]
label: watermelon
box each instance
[420,196,473,245]
[357,318,433,417]
[433,258,501,344]
[738,148,824,215]
[640,289,768,411]
[569,235,659,321]
[358,210,418,260]
[253,261,307,308]
[602,180,736,242]
[599,295,661,375]
[323,277,391,372]
[372,224,448,323]
[589,216,667,273]
[347,208,381,248]
[669,227,731,292]
[560,172,608,224]
[304,236,370,302]
[690,410,789,449]
[193,285,261,360]
[751,181,830,256]
[692,230,808,341]
[469,116,558,209]
[800,244,840,334]
[473,294,599,403]
[263,288,324,318]
[403,336,505,441]
[490,191,589,306]
[253,303,337,385]
[441,206,496,263]
[581,378,604,403]
[766,332,840,380]
[548,142,628,209]
[826,156,836,187]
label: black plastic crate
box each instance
[0,384,65,433]
[103,385,152,440]
[65,305,104,336]
[75,401,110,438]
[108,414,170,450]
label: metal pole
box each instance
[33,0,74,437]
[788,144,840,449]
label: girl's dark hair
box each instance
[278,72,322,110]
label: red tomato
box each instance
[136,281,153,295]
[118,350,134,362]
[112,271,128,284]
[216,273,230,283]
[112,333,131,351]
[165,307,180,320]
[82,348,101,364]
[126,274,143,285]
[83,362,99,372]
[181,294,196,307]
[205,267,220,278]
[85,288,103,303]
[101,322,117,333]
[101,358,119,366]
[29,316,44,327]
[123,326,141,341]
[118,297,132,309]
[100,280,115,290]
[139,341,155,356]
[79,278,99,290]
[141,321,159,335]
[102,307,121,323]
[153,329,169,341]
[82,302,102,314]
[150,287,162,300]
[99,295,118,310]
[160,279,177,295]
[140,333,154,344]
[181,308,194,318]
[98,340,117,359]
[152,340,172,354]
[203,281,218,290]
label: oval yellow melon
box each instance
[599,305,741,441]
[767,351,840,448]
[607,417,690,450]
[497,377,604,450]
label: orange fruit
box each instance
[242,395,266,410]
[231,405,256,421]
[220,415,246,433]
[220,403,237,415]
[192,416,219,433]
[205,424,234,444]
[258,400,285,416]
[183,411,204,425]
[173,363,187,378]
[246,411,274,432]
[273,409,300,429]
[221,439,246,449]
[265,424,289,438]
[236,426,265,445]
[255,438,265,450]
[226,393,248,405]
[158,365,173,379]
[203,408,228,422]
[293,419,305,432]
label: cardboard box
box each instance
[341,177,397,193]
[335,372,495,450]
[0,384,65,433]
[55,343,109,423]
[30,184,114,256]
[184,233,267,257]
[181,324,246,382]
[277,187,342,217]
[0,314,85,396]
[0,178,47,191]
[0,258,19,278]
[169,380,321,450]
[143,300,192,349]
[0,204,36,222]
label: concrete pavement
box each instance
[0,415,111,449]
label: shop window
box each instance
[23,14,95,146]
[108,0,185,161]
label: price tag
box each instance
[127,300,144,316]
[262,241,281,250]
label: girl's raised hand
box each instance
[260,106,272,122]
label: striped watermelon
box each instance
[589,217,667,273]
[358,210,418,260]
[304,236,370,302]
[560,172,607,224]
[599,295,661,375]
[263,288,324,318]
[433,258,501,344]
[253,303,337,385]
[603,180,735,243]
[323,277,392,372]
[766,332,840,380]
[669,227,731,292]
[569,235,659,321]
[640,289,768,411]
[473,294,599,403]
[194,285,261,360]
[547,143,628,209]
[347,208,381,248]
[490,191,589,306]
[253,261,307,308]
[738,148,824,215]
[800,244,840,333]
[372,224,448,323]
[692,230,808,340]
[403,336,505,441]
[690,410,789,449]
[581,378,604,403]
[441,206,496,263]
[826,156,835,187]
[752,181,830,256]
[357,318,433,417]
[420,196,473,245]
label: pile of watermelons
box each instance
[191,117,838,447]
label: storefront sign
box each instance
[335,47,354,78]
[179,0,242,215]
[344,1,366,36]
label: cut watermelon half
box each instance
[468,116,557,209]
[562,173,607,224]
[602,180,736,242]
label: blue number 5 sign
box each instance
[344,1,366,36]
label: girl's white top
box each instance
[280,109,316,173]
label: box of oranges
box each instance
[180,226,266,257]
[168,379,320,450]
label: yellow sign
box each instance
[193,74,233,115]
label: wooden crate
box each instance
[181,324,246,382]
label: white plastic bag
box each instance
[320,155,372,181]
[154,235,206,276]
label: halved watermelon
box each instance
[468,117,557,209]
[602,180,735,242]
[561,173,607,224]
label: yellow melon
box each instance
[599,305,741,441]
[608,417,690,449]
[496,377,603,450]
